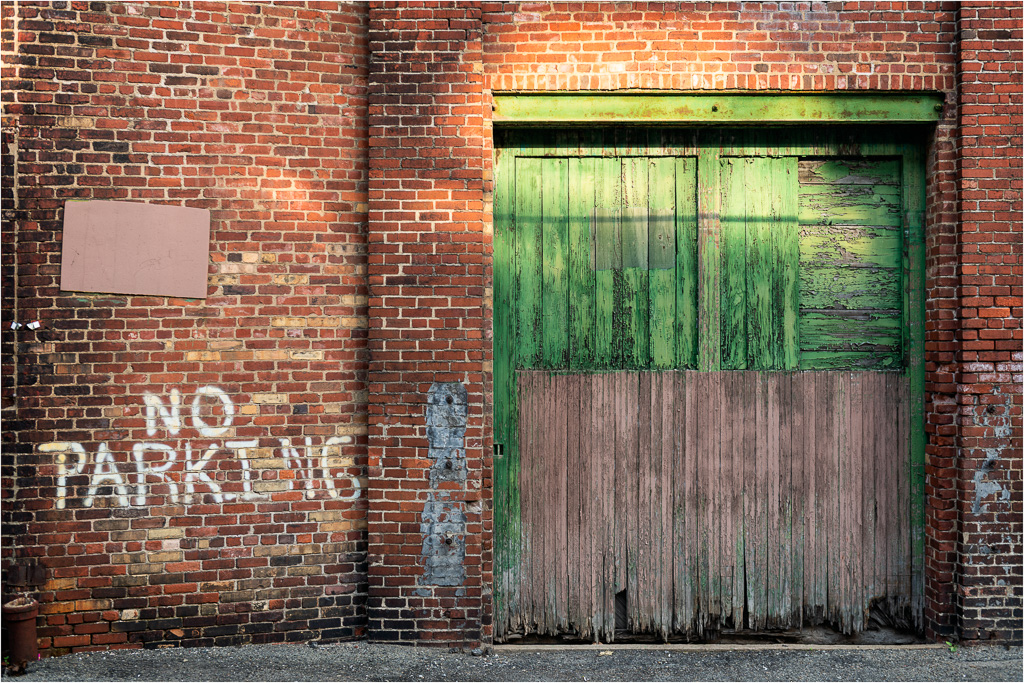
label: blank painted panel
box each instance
[61,200,210,298]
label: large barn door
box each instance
[493,128,925,642]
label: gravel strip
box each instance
[3,643,1020,682]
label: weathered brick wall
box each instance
[365,2,490,648]
[954,1,1023,644]
[2,0,1020,655]
[1,1,370,652]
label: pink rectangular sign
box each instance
[61,200,211,299]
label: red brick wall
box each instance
[1,0,370,653]
[365,2,490,648]
[954,1,1023,644]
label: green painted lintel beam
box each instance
[493,92,944,125]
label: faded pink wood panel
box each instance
[512,370,913,642]
[61,200,211,298]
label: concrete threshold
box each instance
[494,643,945,652]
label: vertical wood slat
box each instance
[767,373,782,626]
[636,371,652,631]
[513,369,913,641]
[814,372,832,624]
[566,374,581,635]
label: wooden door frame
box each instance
[491,95,935,636]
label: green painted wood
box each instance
[800,311,901,355]
[620,155,650,368]
[799,225,902,270]
[542,157,569,369]
[799,351,901,371]
[697,141,722,371]
[779,159,800,370]
[516,156,544,370]
[720,157,747,370]
[493,93,944,124]
[492,144,514,638]
[799,159,900,186]
[675,158,698,369]
[568,157,596,369]
[595,157,621,369]
[799,266,901,311]
[746,158,776,370]
[648,158,676,369]
[799,183,901,226]
[903,139,926,622]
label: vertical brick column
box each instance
[954,2,1023,644]
[365,3,490,647]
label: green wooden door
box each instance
[494,127,925,642]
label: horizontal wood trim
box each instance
[493,93,944,125]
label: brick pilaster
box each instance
[953,1,1023,645]
[365,2,490,647]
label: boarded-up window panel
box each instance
[61,200,211,299]
[797,159,902,370]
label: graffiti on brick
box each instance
[38,386,363,508]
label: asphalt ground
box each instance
[3,642,1021,682]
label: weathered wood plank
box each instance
[595,158,621,369]
[799,350,901,371]
[817,372,835,624]
[516,159,544,369]
[747,159,777,370]
[800,310,901,353]
[766,373,782,626]
[680,370,698,633]
[659,372,674,639]
[778,372,793,627]
[627,372,643,629]
[675,159,699,369]
[798,159,901,186]
[493,146,514,639]
[521,371,538,630]
[799,225,902,270]
[778,159,800,370]
[720,158,747,370]
[799,183,901,226]
[621,159,650,368]
[904,140,926,627]
[697,142,721,371]
[861,373,877,614]
[802,373,817,622]
[714,372,727,628]
[542,158,569,369]
[598,370,610,638]
[799,265,901,311]
[566,374,581,634]
[649,159,676,370]
[636,371,652,632]
[791,371,805,627]
[569,158,596,370]
[831,372,845,627]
